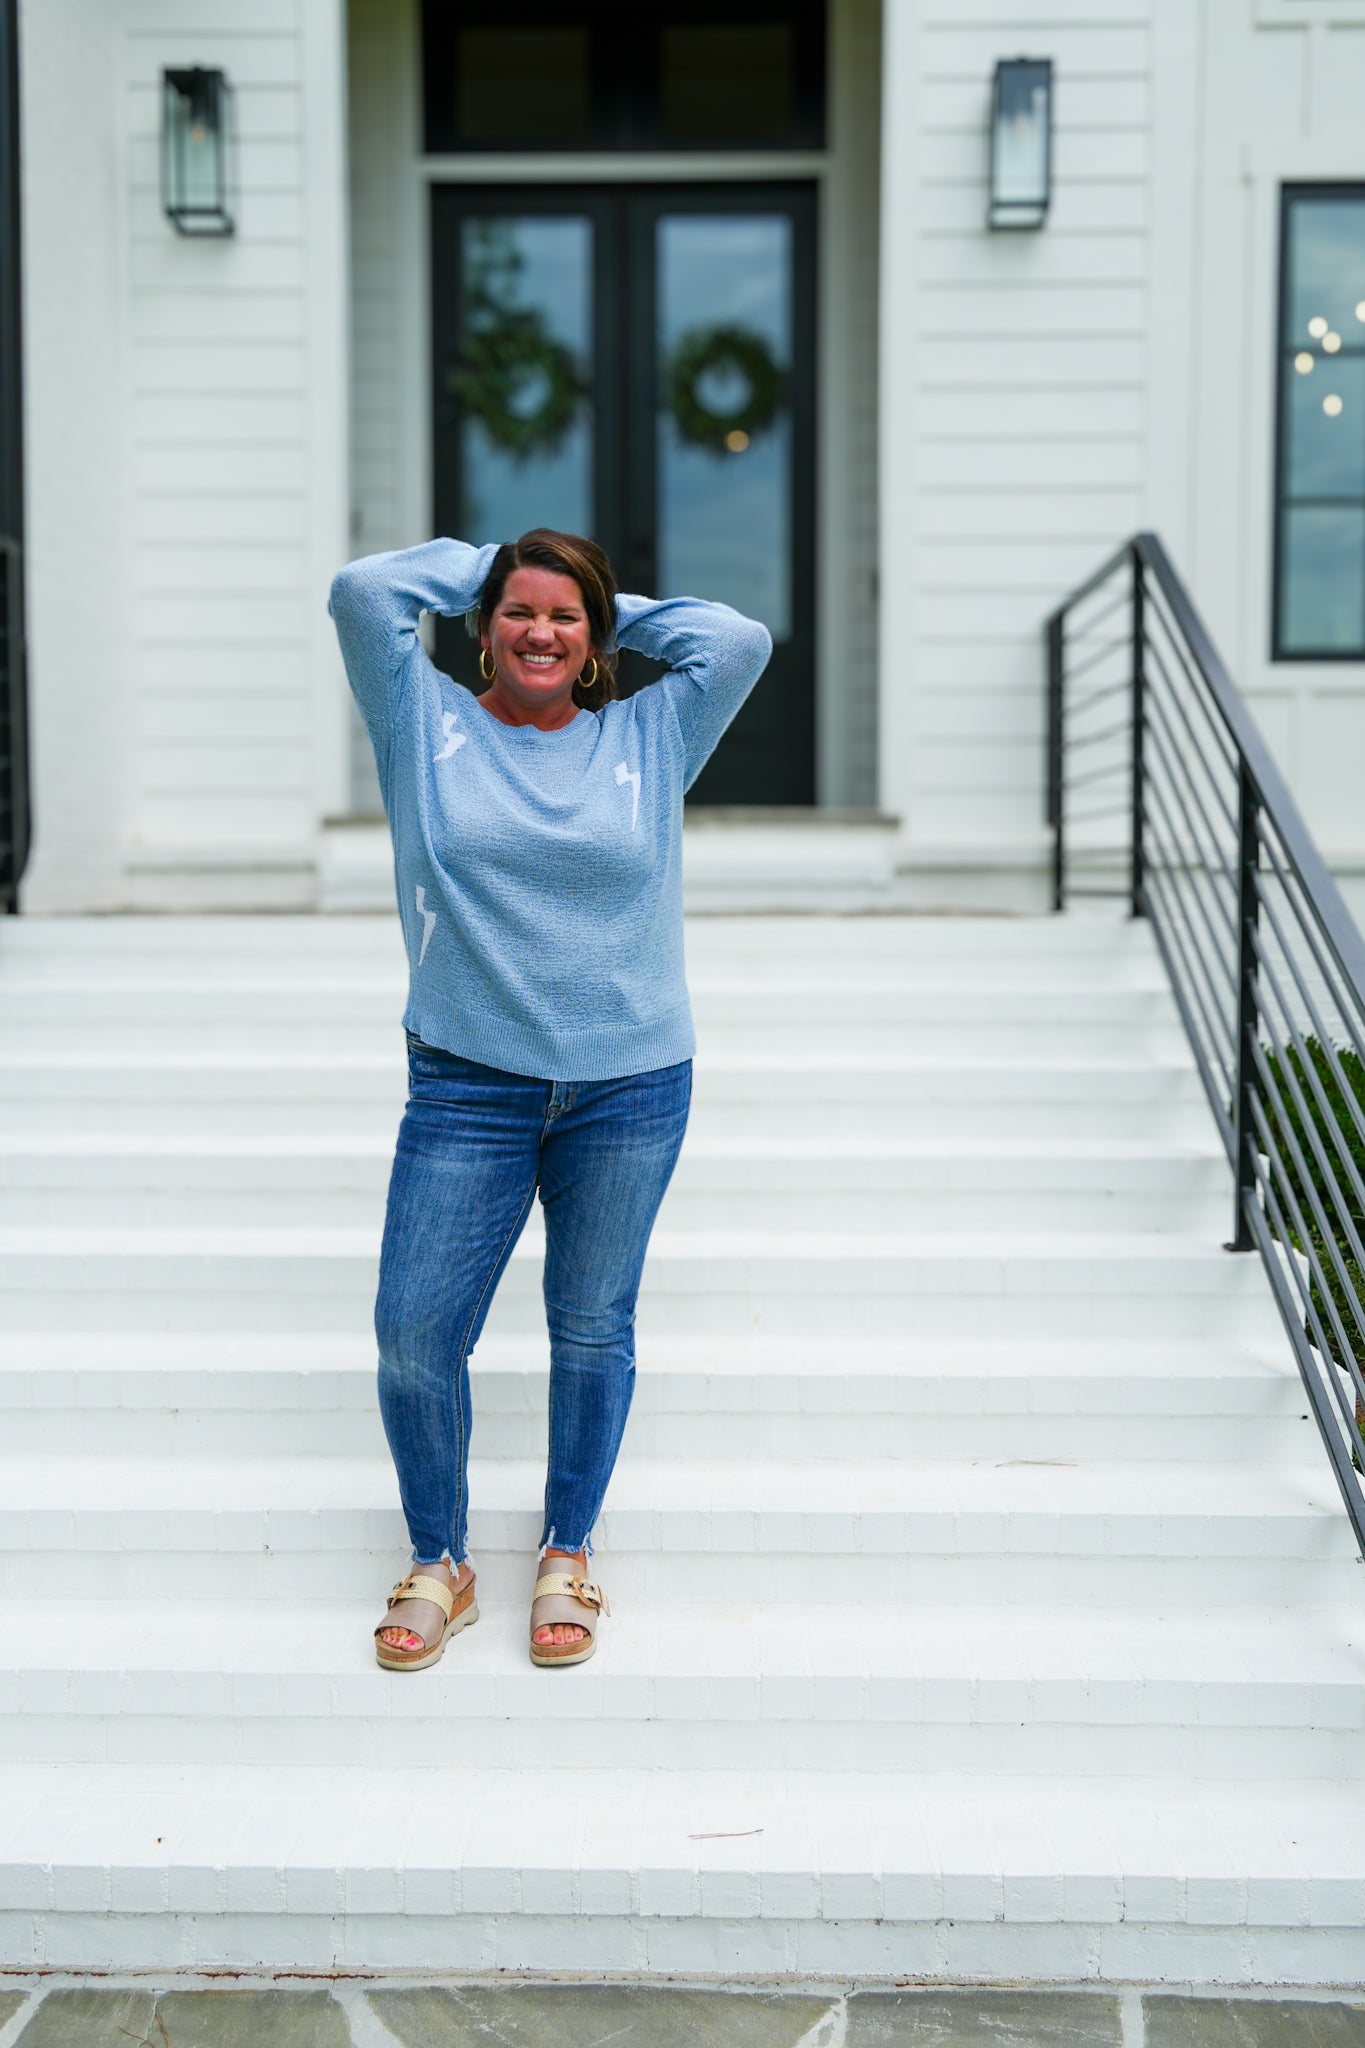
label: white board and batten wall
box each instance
[19,0,349,912]
[881,0,1365,917]
[14,0,1365,916]
[1190,0,1365,927]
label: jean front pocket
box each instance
[406,1032,467,1080]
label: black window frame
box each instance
[1272,181,1365,664]
[421,0,827,157]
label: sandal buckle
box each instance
[567,1576,608,1614]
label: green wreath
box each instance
[447,309,584,462]
[669,324,785,452]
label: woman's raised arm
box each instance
[613,592,773,789]
[329,538,499,748]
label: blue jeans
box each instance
[375,1037,692,1567]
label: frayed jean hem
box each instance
[538,1526,595,1561]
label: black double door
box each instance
[431,183,816,805]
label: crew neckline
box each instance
[472,698,592,740]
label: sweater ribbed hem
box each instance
[402,994,696,1083]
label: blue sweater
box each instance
[328,539,772,1080]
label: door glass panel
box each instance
[452,215,593,543]
[656,214,792,641]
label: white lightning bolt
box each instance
[433,712,466,762]
[414,884,436,966]
[614,760,640,830]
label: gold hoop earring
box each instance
[479,648,496,683]
[578,657,599,690]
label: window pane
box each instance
[657,214,793,640]
[661,27,795,144]
[424,2,824,153]
[453,30,591,149]
[1276,191,1365,658]
[452,217,593,543]
[1286,198,1365,351]
[1284,352,1365,499]
[1280,505,1365,655]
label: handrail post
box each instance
[1046,610,1064,912]
[1228,760,1260,1252]
[1129,545,1145,920]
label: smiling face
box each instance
[479,566,594,728]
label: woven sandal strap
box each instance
[387,1573,455,1620]
[531,1572,608,1614]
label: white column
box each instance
[300,0,351,830]
[875,0,918,831]
[18,0,130,910]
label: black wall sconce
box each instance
[989,58,1052,231]
[162,66,233,236]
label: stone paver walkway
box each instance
[1,1985,1364,2046]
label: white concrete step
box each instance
[0,1330,1303,1464]
[1,1454,1353,1607]
[2,1759,1362,1979]
[3,1600,1361,1779]
[2,906,1357,1982]
[0,1054,1213,1145]
[0,1227,1283,1338]
[0,909,1156,965]
[0,985,1189,1060]
[0,975,1175,1009]
[0,1134,1230,1234]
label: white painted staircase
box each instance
[1,911,1363,1983]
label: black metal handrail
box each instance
[1047,534,1365,1553]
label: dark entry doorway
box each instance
[431,183,817,805]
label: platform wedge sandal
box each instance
[375,1568,478,1672]
[528,1568,609,1668]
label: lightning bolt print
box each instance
[615,760,641,830]
[414,884,437,966]
[433,712,466,762]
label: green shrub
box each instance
[1260,1036,1365,1377]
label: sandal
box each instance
[529,1568,609,1668]
[374,1567,478,1672]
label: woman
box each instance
[328,530,772,1671]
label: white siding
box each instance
[880,0,1152,865]
[21,0,348,909]
[1187,0,1365,899]
[120,2,347,881]
[880,0,1365,908]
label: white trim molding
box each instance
[1255,0,1365,24]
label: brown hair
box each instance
[476,528,618,713]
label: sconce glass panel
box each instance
[989,58,1052,231]
[162,67,233,236]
